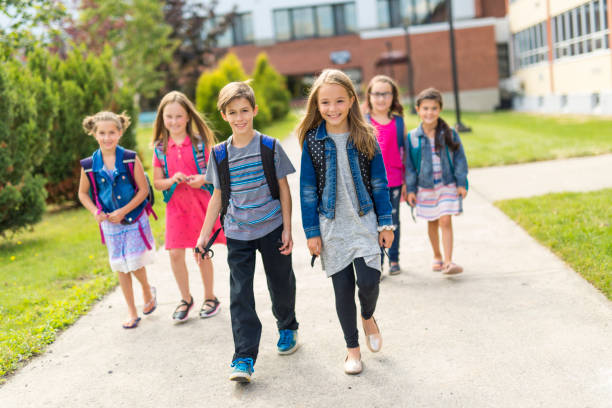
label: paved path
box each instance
[1,138,611,408]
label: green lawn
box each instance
[0,112,297,380]
[496,189,612,300]
[401,110,612,168]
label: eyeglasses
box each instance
[370,92,393,99]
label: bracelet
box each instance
[377,225,396,232]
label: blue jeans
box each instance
[388,186,402,263]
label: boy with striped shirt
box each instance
[196,81,299,383]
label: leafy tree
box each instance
[67,0,176,100]
[0,56,57,235]
[161,0,236,100]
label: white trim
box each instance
[551,48,611,64]
[359,17,499,40]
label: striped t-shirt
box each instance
[205,132,295,241]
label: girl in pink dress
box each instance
[152,91,225,322]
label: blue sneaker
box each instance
[229,358,254,383]
[277,329,299,355]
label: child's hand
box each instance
[107,209,126,224]
[307,236,322,257]
[279,229,293,255]
[186,174,205,189]
[457,186,467,199]
[406,192,417,207]
[94,211,108,224]
[379,230,394,248]
[194,234,210,264]
[172,172,187,184]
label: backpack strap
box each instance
[154,143,177,204]
[80,156,105,245]
[407,130,422,176]
[394,114,405,149]
[192,140,214,196]
[122,149,158,221]
[212,141,231,227]
[260,134,279,200]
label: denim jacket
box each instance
[300,122,393,239]
[91,146,146,223]
[404,124,469,194]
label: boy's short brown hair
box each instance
[217,81,256,113]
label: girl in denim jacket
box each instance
[404,88,469,275]
[78,112,156,329]
[298,69,394,375]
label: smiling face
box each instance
[162,102,189,138]
[221,97,258,137]
[317,83,354,132]
[94,121,122,153]
[369,81,393,115]
[416,98,441,128]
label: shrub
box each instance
[252,53,291,120]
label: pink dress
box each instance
[153,136,225,249]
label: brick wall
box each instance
[229,24,499,95]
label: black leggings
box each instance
[331,257,381,348]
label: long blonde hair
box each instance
[296,69,376,159]
[152,91,216,153]
[83,111,131,136]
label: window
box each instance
[377,0,447,28]
[214,13,254,47]
[552,0,609,60]
[512,21,548,69]
[273,2,356,41]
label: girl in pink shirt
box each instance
[365,75,405,276]
[152,91,225,322]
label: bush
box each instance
[0,56,57,236]
[252,53,291,120]
[196,53,290,140]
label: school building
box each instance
[214,0,508,111]
[508,0,612,114]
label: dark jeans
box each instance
[388,185,402,263]
[227,225,298,363]
[331,257,381,348]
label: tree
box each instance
[0,55,57,235]
[162,0,236,99]
[252,53,291,120]
[67,0,176,101]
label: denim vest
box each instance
[300,122,393,239]
[91,146,146,223]
[404,124,469,194]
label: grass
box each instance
[496,189,612,300]
[401,110,612,168]
[0,111,299,381]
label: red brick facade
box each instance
[229,24,499,94]
[475,0,507,18]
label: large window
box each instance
[377,0,448,28]
[512,22,548,69]
[552,0,609,59]
[273,2,356,41]
[215,13,254,47]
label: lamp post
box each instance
[447,0,471,132]
[403,23,416,114]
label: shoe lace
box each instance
[278,329,294,348]
[231,357,254,373]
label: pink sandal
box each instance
[432,260,444,272]
[443,262,463,275]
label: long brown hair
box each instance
[415,87,459,152]
[152,91,216,154]
[365,75,404,117]
[297,69,376,159]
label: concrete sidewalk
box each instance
[1,138,611,408]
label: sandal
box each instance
[443,262,464,275]
[143,286,157,315]
[122,316,141,329]
[172,295,194,321]
[199,297,221,318]
[432,260,444,272]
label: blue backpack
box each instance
[154,136,214,203]
[407,128,469,190]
